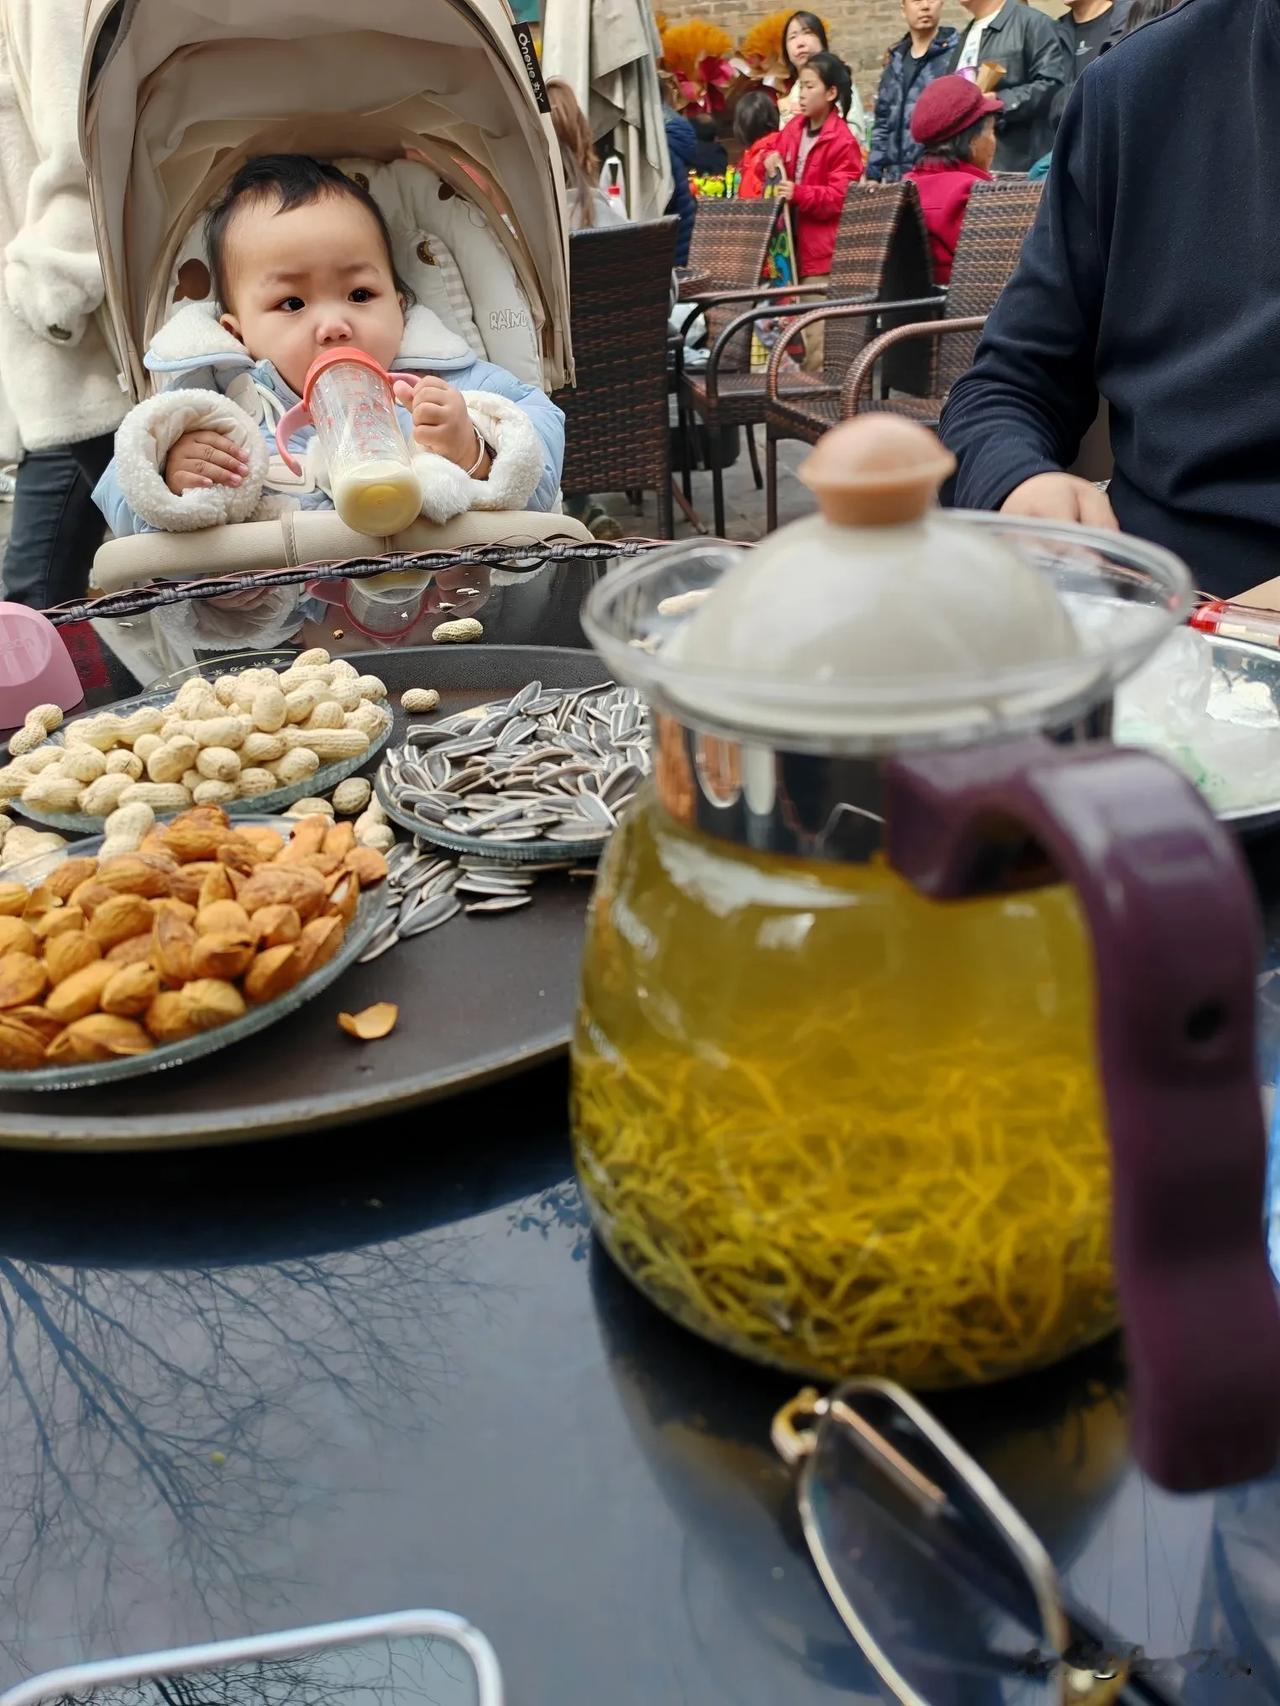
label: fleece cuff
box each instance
[113,390,268,532]
[410,391,547,524]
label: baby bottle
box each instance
[276,349,422,537]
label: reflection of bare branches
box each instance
[49,1634,478,1706]
[0,1238,480,1663]
[507,1182,590,1262]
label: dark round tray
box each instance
[0,646,604,1151]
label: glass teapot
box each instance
[573,418,1280,1494]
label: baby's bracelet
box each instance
[465,427,489,478]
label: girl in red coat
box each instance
[766,51,863,370]
[905,76,1001,285]
[734,90,781,200]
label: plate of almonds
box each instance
[0,807,389,1089]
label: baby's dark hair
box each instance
[800,50,853,117]
[734,89,779,147]
[205,154,412,305]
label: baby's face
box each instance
[219,192,404,396]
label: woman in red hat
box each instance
[905,75,1001,284]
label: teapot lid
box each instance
[669,417,1085,741]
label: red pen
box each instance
[1189,599,1280,649]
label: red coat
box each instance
[738,131,781,199]
[904,158,993,285]
[775,110,863,277]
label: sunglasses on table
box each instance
[773,1379,1184,1706]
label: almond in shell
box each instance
[95,855,173,900]
[46,931,103,986]
[106,932,155,967]
[243,943,305,1004]
[180,978,247,1031]
[46,959,116,1022]
[196,866,236,908]
[0,1016,48,1069]
[327,874,359,925]
[89,892,154,950]
[195,900,253,937]
[47,857,100,902]
[7,1006,65,1044]
[152,907,198,986]
[0,917,38,958]
[295,914,345,977]
[252,904,301,947]
[33,905,87,943]
[47,1013,152,1063]
[100,963,161,1018]
[70,878,118,918]
[145,990,200,1044]
[0,884,29,918]
[160,817,228,864]
[277,816,329,861]
[169,862,222,908]
[191,930,256,981]
[238,864,327,921]
[344,846,389,887]
[322,821,356,860]
[0,952,48,1009]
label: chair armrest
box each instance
[763,297,948,400]
[700,292,882,402]
[840,315,987,415]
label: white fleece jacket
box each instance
[0,0,127,458]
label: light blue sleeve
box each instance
[460,360,566,512]
[92,454,156,537]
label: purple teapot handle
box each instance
[884,736,1280,1493]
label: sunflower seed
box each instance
[400,892,462,935]
[465,895,532,914]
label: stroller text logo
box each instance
[512,23,551,115]
[489,308,530,332]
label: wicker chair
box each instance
[553,217,679,538]
[841,178,1045,423]
[681,183,935,535]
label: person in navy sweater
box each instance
[939,0,1279,598]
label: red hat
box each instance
[910,75,1003,147]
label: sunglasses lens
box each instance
[804,1390,1059,1703]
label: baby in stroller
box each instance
[93,155,565,538]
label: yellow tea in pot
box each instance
[572,797,1116,1389]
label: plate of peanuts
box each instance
[0,806,389,1089]
[0,648,392,834]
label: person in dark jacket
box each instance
[1057,0,1131,79]
[690,114,728,176]
[865,0,957,182]
[939,0,1276,598]
[945,0,1070,172]
[660,77,698,266]
[904,76,999,284]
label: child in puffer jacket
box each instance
[93,155,564,537]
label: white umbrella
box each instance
[541,0,672,223]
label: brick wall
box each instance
[659,0,1056,120]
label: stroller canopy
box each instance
[81,0,573,399]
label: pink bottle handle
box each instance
[884,735,1280,1493]
[275,402,310,476]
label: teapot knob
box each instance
[799,417,956,528]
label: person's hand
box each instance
[164,430,250,495]
[393,375,481,470]
[774,179,796,202]
[764,150,784,177]
[1000,473,1118,530]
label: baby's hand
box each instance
[394,376,481,471]
[165,430,250,496]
